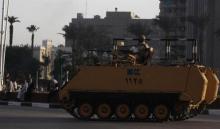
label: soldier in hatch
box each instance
[130,35,154,65]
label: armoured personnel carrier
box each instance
[59,38,219,122]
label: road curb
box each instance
[0,100,62,109]
[209,109,220,116]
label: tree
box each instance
[27,25,39,55]
[53,49,66,82]
[127,22,152,37]
[153,16,177,38]
[53,50,62,82]
[62,25,77,40]
[7,16,20,47]
[41,55,50,80]
[5,46,40,80]
[62,24,111,71]
[216,29,220,38]
[62,24,110,49]
[187,15,210,63]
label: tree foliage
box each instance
[62,24,111,72]
[27,25,39,55]
[62,24,111,49]
[27,25,40,33]
[7,16,20,47]
[153,16,177,37]
[5,46,40,80]
[7,16,20,24]
[53,49,73,83]
[42,56,50,66]
[127,22,152,37]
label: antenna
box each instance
[85,0,88,18]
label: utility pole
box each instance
[0,0,10,91]
[0,0,6,91]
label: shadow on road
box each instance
[0,116,77,123]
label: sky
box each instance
[1,0,160,46]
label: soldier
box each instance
[130,35,154,65]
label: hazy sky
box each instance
[1,0,160,46]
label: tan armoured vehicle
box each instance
[59,38,219,122]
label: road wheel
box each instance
[78,103,93,119]
[96,103,112,119]
[172,103,183,121]
[134,104,149,120]
[115,104,131,120]
[154,104,170,122]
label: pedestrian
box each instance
[13,80,18,91]
[9,80,14,92]
[48,77,59,102]
[4,73,11,100]
[25,74,34,101]
[17,79,28,101]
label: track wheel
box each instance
[78,103,93,119]
[172,103,184,121]
[115,104,131,120]
[134,104,149,120]
[96,103,112,119]
[154,104,170,122]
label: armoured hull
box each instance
[59,65,219,122]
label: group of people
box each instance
[4,74,18,93]
[16,75,34,101]
[3,73,34,101]
[3,73,61,102]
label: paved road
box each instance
[0,105,220,129]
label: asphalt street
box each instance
[0,105,220,129]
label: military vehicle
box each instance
[59,38,219,122]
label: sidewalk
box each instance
[0,100,61,109]
[0,91,61,109]
[0,91,59,103]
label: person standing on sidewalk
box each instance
[4,73,11,100]
[25,74,34,101]
[13,79,18,91]
[17,79,28,101]
[48,77,59,102]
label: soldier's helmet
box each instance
[138,35,146,43]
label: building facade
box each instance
[213,0,220,70]
[159,0,220,71]
[33,40,53,80]
[42,40,53,80]
[159,0,187,38]
[33,47,46,63]
[185,0,220,69]
[66,9,159,47]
